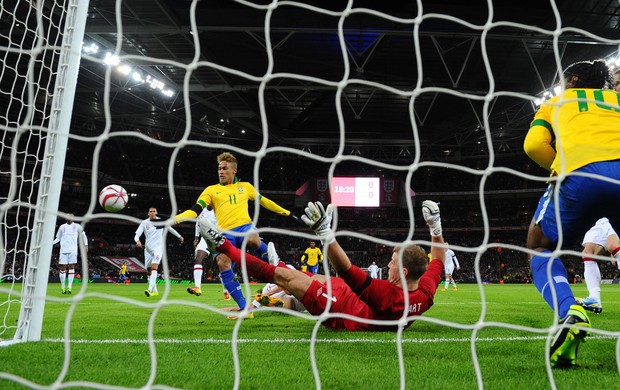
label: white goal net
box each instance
[1,0,89,343]
[1,1,619,389]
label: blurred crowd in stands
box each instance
[33,221,618,285]
[3,153,620,285]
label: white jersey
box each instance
[582,217,617,247]
[251,265,305,312]
[134,217,182,251]
[444,249,460,274]
[367,264,379,279]
[195,208,217,253]
[53,222,87,254]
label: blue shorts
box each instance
[308,264,319,274]
[223,223,257,248]
[215,223,258,264]
[534,160,620,246]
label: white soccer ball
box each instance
[98,184,128,212]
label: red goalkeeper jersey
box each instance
[300,260,443,331]
[356,259,444,331]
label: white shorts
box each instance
[444,264,455,275]
[257,280,306,312]
[58,252,78,265]
[144,246,162,268]
[582,218,617,247]
[195,237,209,254]
[195,237,218,256]
[254,290,306,312]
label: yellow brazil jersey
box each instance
[194,180,290,230]
[524,88,620,175]
[302,247,323,266]
[120,264,127,275]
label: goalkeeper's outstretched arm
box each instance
[323,240,352,275]
[300,201,352,274]
[422,200,445,264]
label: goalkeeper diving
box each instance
[200,200,445,331]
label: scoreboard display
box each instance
[331,177,380,207]
[312,177,402,207]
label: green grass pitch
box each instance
[0,282,619,389]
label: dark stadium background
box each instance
[2,0,620,284]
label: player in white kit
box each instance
[367,262,380,279]
[576,217,620,313]
[53,213,88,294]
[225,244,306,318]
[442,244,460,291]
[252,278,306,312]
[134,207,184,297]
[187,207,230,299]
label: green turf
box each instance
[1,282,619,389]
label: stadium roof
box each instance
[75,0,620,162]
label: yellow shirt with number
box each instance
[193,180,290,230]
[302,247,323,267]
[524,88,620,175]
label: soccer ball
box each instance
[98,184,128,212]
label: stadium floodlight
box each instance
[101,52,177,98]
[148,79,164,90]
[116,64,131,75]
[535,50,618,107]
[103,52,120,66]
[604,55,620,67]
[82,42,99,54]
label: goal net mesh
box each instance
[1,0,619,389]
[1,0,82,340]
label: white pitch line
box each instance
[42,335,618,344]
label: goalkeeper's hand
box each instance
[421,200,442,237]
[301,201,335,244]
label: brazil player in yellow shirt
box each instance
[175,152,297,314]
[523,59,620,368]
[301,241,323,274]
[117,262,128,285]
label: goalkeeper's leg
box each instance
[215,240,309,298]
[201,223,307,298]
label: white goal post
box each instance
[0,0,90,344]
